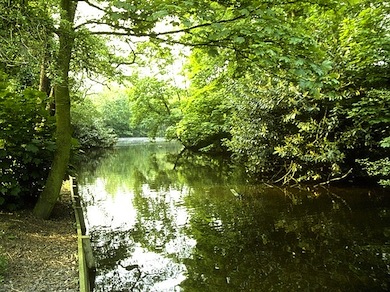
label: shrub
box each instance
[0,72,55,210]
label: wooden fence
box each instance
[70,176,96,292]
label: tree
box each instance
[173,48,231,151]
[19,0,183,217]
[180,0,390,184]
[99,93,134,137]
[128,75,183,138]
[0,0,52,88]
[30,0,200,218]
[32,0,78,218]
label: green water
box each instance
[78,138,390,291]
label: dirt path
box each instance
[0,191,79,292]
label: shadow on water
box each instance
[77,139,390,291]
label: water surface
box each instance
[78,138,390,291]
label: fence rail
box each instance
[70,176,96,292]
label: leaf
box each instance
[380,137,390,148]
[321,60,333,72]
[289,37,303,44]
[234,36,246,44]
[151,10,169,20]
[25,143,39,153]
[240,8,250,16]
[10,185,21,196]
[109,12,122,21]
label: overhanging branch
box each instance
[78,0,106,13]
[76,4,260,39]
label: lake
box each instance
[77,138,390,291]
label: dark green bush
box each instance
[0,73,55,210]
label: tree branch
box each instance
[153,13,249,36]
[314,168,353,187]
[78,0,106,13]
[152,36,234,49]
[76,5,257,37]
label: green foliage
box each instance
[357,134,390,187]
[172,49,231,152]
[88,0,389,185]
[180,0,390,184]
[94,90,145,137]
[346,90,390,147]
[1,0,388,187]
[226,70,346,183]
[170,1,350,180]
[338,3,390,88]
[127,75,182,139]
[174,88,230,151]
[0,72,55,209]
[100,95,133,137]
[0,0,54,88]
[343,89,390,187]
[71,29,130,84]
[71,99,117,149]
[358,156,390,187]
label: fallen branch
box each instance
[314,168,353,187]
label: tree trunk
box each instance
[39,60,50,94]
[33,0,77,219]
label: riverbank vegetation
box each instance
[0,0,389,217]
[119,0,390,186]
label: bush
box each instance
[0,72,55,210]
[73,120,117,149]
[346,90,390,187]
[71,99,117,150]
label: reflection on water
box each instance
[78,139,390,291]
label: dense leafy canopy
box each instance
[0,0,54,88]
[127,75,183,138]
[99,93,135,137]
[160,0,390,184]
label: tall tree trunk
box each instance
[33,0,77,219]
[39,53,52,96]
[38,3,52,97]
